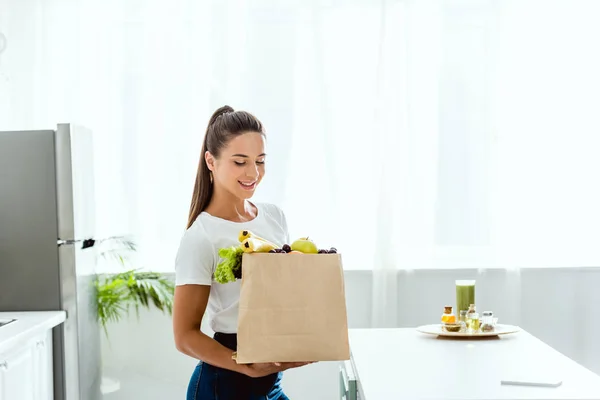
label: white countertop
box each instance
[0,311,66,354]
[349,327,600,400]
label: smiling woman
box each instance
[172,105,308,400]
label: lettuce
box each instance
[215,246,244,284]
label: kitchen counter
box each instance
[344,327,600,400]
[0,311,66,354]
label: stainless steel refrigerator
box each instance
[0,124,101,400]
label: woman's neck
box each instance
[204,185,257,222]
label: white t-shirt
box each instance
[174,202,289,333]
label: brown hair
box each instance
[186,105,265,228]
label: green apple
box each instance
[290,237,318,254]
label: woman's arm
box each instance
[172,284,312,377]
[172,284,247,374]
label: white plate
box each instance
[416,323,520,338]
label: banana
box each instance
[240,237,277,253]
[238,229,272,245]
[238,230,252,242]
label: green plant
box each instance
[94,237,175,338]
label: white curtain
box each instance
[368,0,600,326]
[2,0,600,327]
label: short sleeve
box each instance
[174,224,216,286]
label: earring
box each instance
[210,172,214,183]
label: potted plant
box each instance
[94,237,175,394]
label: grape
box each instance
[269,249,277,253]
[329,247,337,254]
[233,267,243,280]
[282,244,291,253]
[318,249,328,254]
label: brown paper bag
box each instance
[236,253,350,364]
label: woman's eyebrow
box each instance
[231,153,266,158]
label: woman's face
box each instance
[206,131,266,200]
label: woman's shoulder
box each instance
[256,202,286,222]
[178,217,216,252]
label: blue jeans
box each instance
[186,333,289,400]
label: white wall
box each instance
[101,268,600,400]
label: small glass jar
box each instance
[467,311,480,332]
[459,310,468,331]
[467,304,476,316]
[481,311,495,332]
[441,306,456,324]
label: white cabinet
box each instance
[0,330,53,400]
[33,330,53,400]
[0,343,35,400]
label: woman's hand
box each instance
[242,361,315,378]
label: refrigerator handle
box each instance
[57,238,96,249]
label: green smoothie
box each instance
[456,280,475,314]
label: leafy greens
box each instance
[214,246,244,284]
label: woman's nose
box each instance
[245,164,259,179]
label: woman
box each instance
[173,105,310,400]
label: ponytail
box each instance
[186,139,213,229]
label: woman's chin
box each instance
[234,187,257,200]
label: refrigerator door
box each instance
[0,129,61,312]
[56,243,101,400]
[55,123,96,242]
[55,123,101,400]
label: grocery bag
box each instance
[235,253,350,364]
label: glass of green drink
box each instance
[456,280,475,314]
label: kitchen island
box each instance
[0,311,66,400]
[340,327,600,400]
